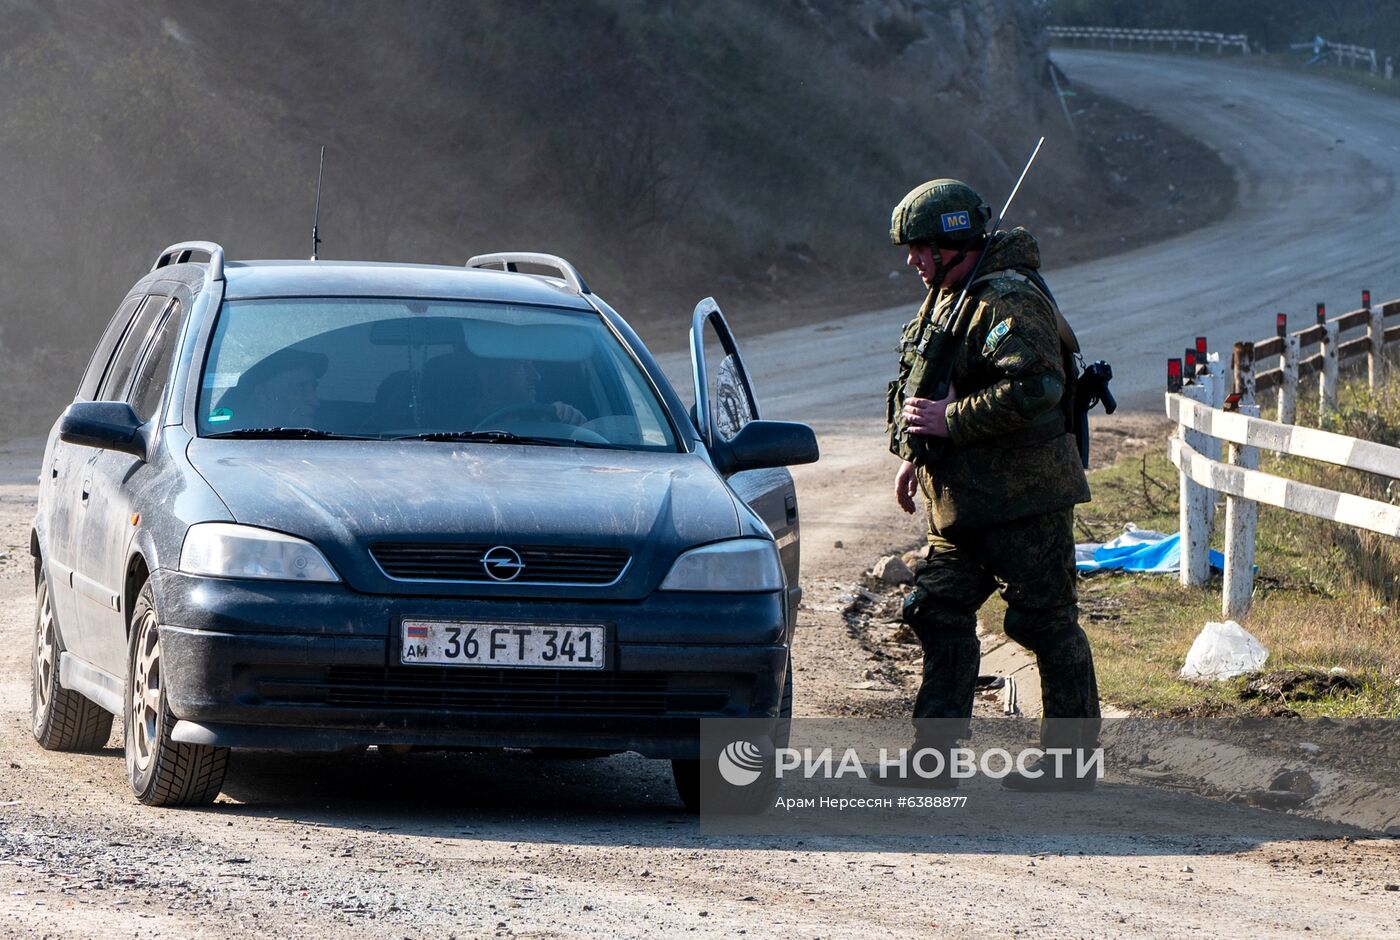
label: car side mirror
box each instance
[711,420,819,475]
[58,401,147,460]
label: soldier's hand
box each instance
[901,381,956,438]
[895,460,919,514]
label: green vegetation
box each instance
[1062,365,1400,718]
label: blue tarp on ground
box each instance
[1075,527,1225,574]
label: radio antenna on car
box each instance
[310,146,325,261]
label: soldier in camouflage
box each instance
[883,178,1100,791]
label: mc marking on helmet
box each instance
[941,211,971,234]
[889,178,989,246]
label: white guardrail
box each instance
[1048,25,1384,75]
[1047,26,1249,55]
[1326,40,1380,72]
[1292,38,1381,73]
[1164,293,1400,619]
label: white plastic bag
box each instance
[1180,620,1268,680]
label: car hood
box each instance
[185,439,741,598]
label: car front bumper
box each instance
[155,571,789,759]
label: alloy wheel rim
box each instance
[129,612,161,774]
[33,585,56,720]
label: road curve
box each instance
[704,51,1400,420]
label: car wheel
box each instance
[125,582,228,807]
[774,653,793,749]
[31,573,114,751]
[672,655,793,815]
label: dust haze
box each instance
[0,0,1220,433]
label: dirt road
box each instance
[2,430,1397,935]
[5,53,1400,939]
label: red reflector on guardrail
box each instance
[1276,313,1286,336]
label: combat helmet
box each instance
[889,179,991,246]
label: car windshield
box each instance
[196,298,679,451]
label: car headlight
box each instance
[180,522,340,582]
[659,538,783,592]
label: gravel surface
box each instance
[5,425,1399,939]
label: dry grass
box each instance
[1034,366,1400,718]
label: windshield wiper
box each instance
[388,429,622,448]
[204,427,377,440]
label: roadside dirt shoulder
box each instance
[5,428,1400,938]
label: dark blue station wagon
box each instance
[30,242,817,808]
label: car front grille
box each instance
[370,542,630,585]
[256,667,733,716]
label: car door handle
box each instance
[784,493,798,525]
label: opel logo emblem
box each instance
[481,545,525,582]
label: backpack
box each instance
[969,267,1111,468]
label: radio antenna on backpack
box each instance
[914,136,1045,364]
[310,146,325,261]
[993,136,1044,232]
[936,136,1044,343]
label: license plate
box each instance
[400,620,606,669]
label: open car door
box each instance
[690,298,810,627]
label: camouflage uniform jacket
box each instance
[886,228,1090,533]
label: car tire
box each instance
[672,654,793,815]
[31,573,114,751]
[125,582,228,807]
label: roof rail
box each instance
[466,252,590,294]
[151,241,225,282]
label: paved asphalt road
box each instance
[677,51,1400,420]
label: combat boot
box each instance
[1000,752,1098,792]
[870,746,959,789]
[870,726,963,789]
[1002,717,1101,792]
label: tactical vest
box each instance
[886,266,1091,532]
[980,266,1082,439]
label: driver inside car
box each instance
[215,348,326,430]
[471,357,586,428]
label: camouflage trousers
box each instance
[901,506,1101,749]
